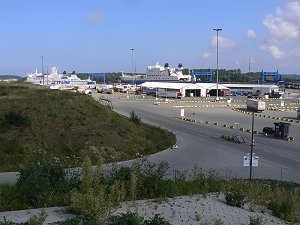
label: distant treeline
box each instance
[77,72,123,84]
[0,75,24,81]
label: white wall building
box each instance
[222,84,279,96]
[140,82,229,97]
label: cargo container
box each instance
[246,99,266,112]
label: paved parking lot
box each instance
[95,91,300,182]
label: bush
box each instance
[268,190,298,222]
[3,111,30,127]
[50,216,94,225]
[16,155,68,207]
[0,218,15,225]
[225,186,246,207]
[70,157,125,224]
[109,212,171,225]
[130,110,141,125]
[27,209,47,225]
[144,214,171,225]
[110,212,144,225]
[249,215,263,225]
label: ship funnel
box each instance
[178,63,183,69]
[51,67,58,75]
[164,63,169,68]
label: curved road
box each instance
[104,93,300,182]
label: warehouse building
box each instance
[140,82,229,98]
[221,84,279,96]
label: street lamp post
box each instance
[213,28,222,100]
[41,56,44,85]
[130,48,135,86]
[248,58,251,76]
[250,111,255,181]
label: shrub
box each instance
[110,213,171,225]
[213,218,224,225]
[225,186,246,207]
[130,110,141,125]
[109,212,144,225]
[3,111,30,127]
[268,190,298,222]
[0,218,15,225]
[16,155,68,207]
[195,212,202,221]
[27,209,47,225]
[249,215,264,225]
[144,214,172,225]
[0,91,8,96]
[50,216,93,225]
[70,157,125,224]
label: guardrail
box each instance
[99,97,113,110]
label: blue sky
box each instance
[1,0,300,75]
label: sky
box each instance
[1,0,300,76]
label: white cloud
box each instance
[261,45,284,58]
[211,36,237,49]
[247,29,257,39]
[87,11,101,22]
[202,52,211,59]
[263,15,299,41]
[261,0,300,61]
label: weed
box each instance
[195,211,202,221]
[225,186,246,207]
[27,209,47,225]
[249,215,264,225]
[213,218,224,225]
[130,110,141,125]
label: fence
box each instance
[172,166,300,183]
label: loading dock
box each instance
[140,82,228,98]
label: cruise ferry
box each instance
[26,67,95,89]
[121,62,191,84]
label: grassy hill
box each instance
[0,82,175,172]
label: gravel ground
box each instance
[0,193,291,225]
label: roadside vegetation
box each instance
[0,82,175,171]
[0,156,299,224]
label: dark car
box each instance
[263,127,275,134]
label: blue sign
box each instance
[191,70,213,83]
[261,70,282,84]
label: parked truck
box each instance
[157,91,182,99]
[246,99,266,112]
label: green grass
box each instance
[0,82,175,171]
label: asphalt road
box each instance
[96,92,300,182]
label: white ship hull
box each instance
[121,62,191,84]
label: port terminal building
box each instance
[140,82,229,97]
[221,84,279,96]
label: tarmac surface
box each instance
[100,92,300,182]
